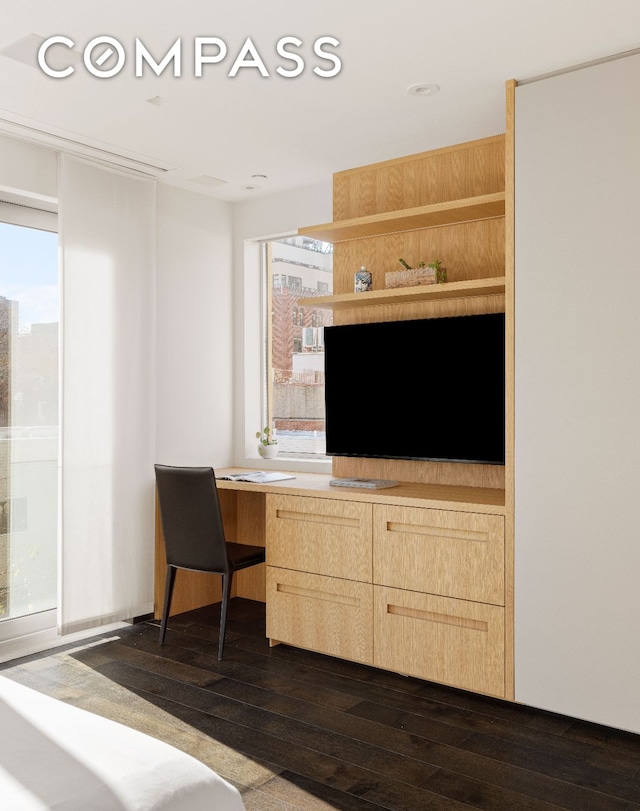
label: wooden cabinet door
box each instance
[373,504,504,605]
[267,567,373,664]
[374,585,504,697]
[266,494,372,582]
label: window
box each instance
[0,210,58,636]
[263,236,333,458]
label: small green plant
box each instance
[256,426,277,446]
[428,259,447,283]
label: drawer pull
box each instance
[276,583,359,607]
[386,521,487,543]
[277,509,359,528]
[387,603,488,632]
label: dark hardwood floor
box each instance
[2,598,640,810]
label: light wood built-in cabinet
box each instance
[289,122,515,700]
[155,95,515,702]
[266,494,373,664]
[372,503,505,696]
[298,132,508,493]
[265,489,506,697]
[155,470,510,698]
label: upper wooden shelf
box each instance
[298,192,506,243]
[298,276,506,310]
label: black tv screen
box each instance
[323,313,505,465]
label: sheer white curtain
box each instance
[58,155,156,634]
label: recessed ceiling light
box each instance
[407,83,440,97]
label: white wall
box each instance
[0,136,57,202]
[0,137,236,469]
[0,139,332,473]
[155,184,234,466]
[232,181,332,469]
[514,53,640,733]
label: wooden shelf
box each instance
[298,276,506,311]
[298,192,505,244]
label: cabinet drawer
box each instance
[373,505,504,605]
[266,494,372,582]
[374,586,504,697]
[267,567,373,664]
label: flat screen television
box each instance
[323,313,505,465]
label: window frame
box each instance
[257,234,333,466]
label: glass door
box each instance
[0,213,59,639]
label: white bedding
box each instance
[0,675,245,810]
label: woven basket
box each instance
[385,267,437,289]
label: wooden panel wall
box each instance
[333,218,505,296]
[333,135,505,219]
[330,135,506,490]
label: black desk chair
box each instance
[154,464,266,660]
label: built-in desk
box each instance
[154,467,507,697]
[214,468,505,511]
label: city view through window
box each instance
[266,236,333,458]
[0,220,58,624]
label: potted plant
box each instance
[256,426,278,459]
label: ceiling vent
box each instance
[0,33,83,71]
[188,175,228,188]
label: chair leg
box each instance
[160,565,177,645]
[218,571,234,661]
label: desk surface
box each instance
[215,467,506,514]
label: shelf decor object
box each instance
[354,266,372,292]
[256,426,278,459]
[258,444,278,460]
[386,258,446,288]
[385,267,436,288]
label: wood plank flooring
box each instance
[2,598,640,811]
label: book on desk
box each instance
[216,471,295,484]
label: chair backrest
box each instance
[154,465,230,573]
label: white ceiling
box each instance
[0,0,639,202]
